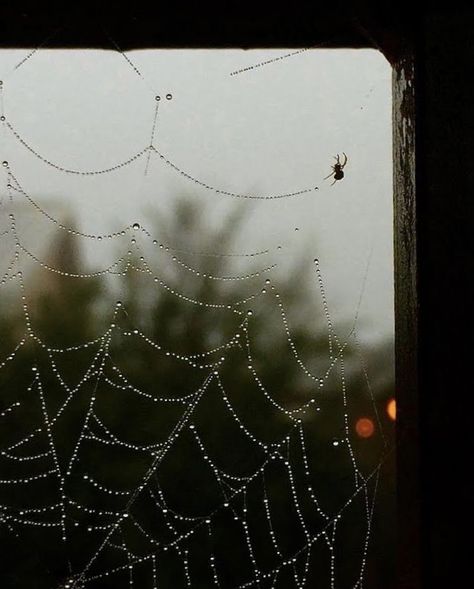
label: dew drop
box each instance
[155,95,161,101]
[166,93,172,100]
[295,227,300,231]
[116,301,123,308]
[247,310,253,316]
[2,161,8,167]
[332,439,340,447]
[0,116,5,122]
[132,223,140,230]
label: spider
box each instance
[324,153,348,185]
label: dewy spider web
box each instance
[0,42,395,589]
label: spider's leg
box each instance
[335,154,340,165]
[324,172,334,180]
[341,152,348,168]
[331,179,337,186]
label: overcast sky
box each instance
[0,48,393,344]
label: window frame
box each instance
[1,9,421,588]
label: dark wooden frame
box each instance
[5,7,473,589]
[392,50,419,589]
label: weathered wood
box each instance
[393,52,420,589]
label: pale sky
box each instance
[0,48,393,344]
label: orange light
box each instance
[355,417,375,438]
[387,398,396,421]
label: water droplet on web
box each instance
[332,439,340,447]
[155,95,161,101]
[295,227,300,231]
[132,223,140,230]
[247,310,253,316]
[166,93,172,100]
[2,161,8,167]
[0,116,5,122]
[116,301,123,308]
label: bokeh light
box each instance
[387,397,396,421]
[355,417,375,438]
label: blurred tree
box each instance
[0,198,396,588]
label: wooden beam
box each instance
[393,49,420,589]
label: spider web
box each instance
[0,42,395,589]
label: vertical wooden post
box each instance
[393,51,421,588]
